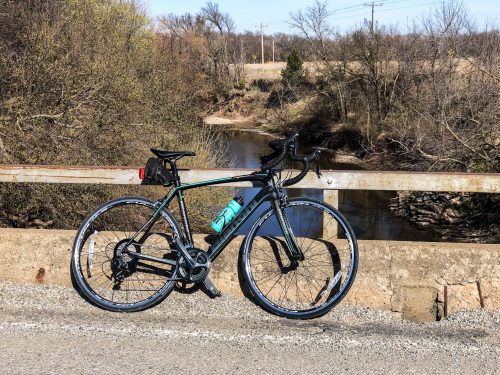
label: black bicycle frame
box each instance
[125,170,302,266]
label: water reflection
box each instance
[222,130,441,241]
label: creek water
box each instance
[221,129,442,241]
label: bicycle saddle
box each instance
[150,148,196,161]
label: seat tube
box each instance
[169,160,193,246]
[177,190,193,245]
[271,198,304,261]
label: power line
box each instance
[331,3,366,14]
[315,0,413,21]
[330,0,427,17]
[333,1,440,22]
[377,1,440,14]
[364,2,384,33]
[239,0,440,33]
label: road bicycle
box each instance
[71,133,358,319]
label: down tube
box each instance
[207,186,275,260]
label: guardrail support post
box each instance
[323,190,339,238]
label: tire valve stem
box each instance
[87,230,98,278]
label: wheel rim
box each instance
[75,200,179,307]
[246,200,356,314]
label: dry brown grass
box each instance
[0,0,230,230]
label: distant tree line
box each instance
[282,0,499,173]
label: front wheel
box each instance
[242,198,358,319]
[71,196,182,312]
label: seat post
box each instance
[167,158,194,245]
[167,160,181,187]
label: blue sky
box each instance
[143,0,498,34]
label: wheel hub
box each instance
[111,239,140,278]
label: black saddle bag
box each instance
[143,157,174,186]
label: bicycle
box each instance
[71,133,358,319]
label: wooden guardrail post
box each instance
[323,190,339,238]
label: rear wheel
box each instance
[71,196,181,312]
[242,198,358,319]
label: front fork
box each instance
[271,194,304,262]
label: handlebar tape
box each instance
[260,133,299,171]
[282,158,310,186]
[282,150,321,187]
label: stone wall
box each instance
[0,228,498,322]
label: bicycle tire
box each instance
[71,196,182,312]
[241,198,358,319]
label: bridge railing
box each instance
[1,164,499,238]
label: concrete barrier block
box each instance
[401,286,438,322]
[447,283,481,315]
[480,279,499,310]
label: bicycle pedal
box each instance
[203,277,222,298]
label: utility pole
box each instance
[240,39,244,64]
[363,2,383,34]
[272,38,275,63]
[258,22,268,64]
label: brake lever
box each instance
[314,151,322,178]
[315,160,322,178]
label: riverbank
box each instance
[205,108,500,243]
[390,192,500,243]
[204,113,367,168]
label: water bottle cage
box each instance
[210,198,243,233]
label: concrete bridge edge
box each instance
[0,228,498,322]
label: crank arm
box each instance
[172,236,200,268]
[203,277,221,298]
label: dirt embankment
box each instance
[390,192,500,244]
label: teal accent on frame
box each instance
[207,190,273,261]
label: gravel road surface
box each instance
[0,282,498,374]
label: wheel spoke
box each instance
[73,199,180,311]
[245,199,358,317]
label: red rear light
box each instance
[139,167,145,180]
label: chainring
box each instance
[177,248,210,283]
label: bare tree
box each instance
[201,2,234,35]
[201,2,241,87]
[289,0,333,61]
